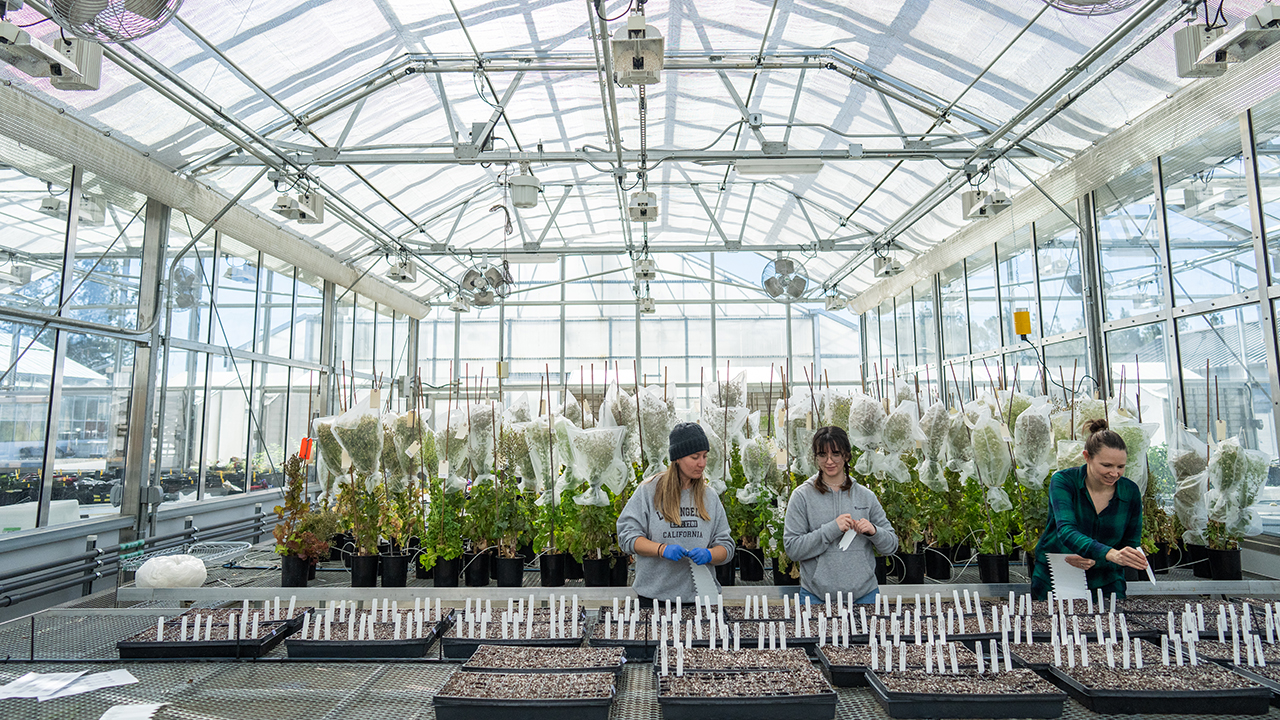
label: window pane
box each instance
[352,297,376,377]
[1042,337,1090,397]
[0,320,53,531]
[1106,323,1174,450]
[863,311,879,370]
[940,261,968,359]
[913,279,936,368]
[256,263,293,359]
[968,247,999,353]
[1163,121,1254,304]
[0,138,73,316]
[156,349,205,504]
[251,362,288,492]
[1176,306,1276,457]
[212,239,258,352]
[895,294,914,371]
[66,174,146,330]
[1095,164,1164,321]
[1036,209,1085,336]
[52,332,134,524]
[998,226,1037,344]
[878,299,895,372]
[1248,93,1280,284]
[294,270,324,363]
[206,356,252,498]
[816,311,859,384]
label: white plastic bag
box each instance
[332,396,382,477]
[601,381,641,465]
[505,393,532,424]
[846,393,885,453]
[1013,400,1054,489]
[136,555,207,588]
[1207,436,1270,538]
[438,408,470,493]
[703,371,747,409]
[560,389,584,427]
[1168,423,1209,544]
[570,425,629,501]
[1109,411,1159,495]
[638,385,675,468]
[702,404,749,451]
[917,401,950,491]
[970,410,1012,492]
[702,422,728,494]
[524,420,556,501]
[467,402,501,481]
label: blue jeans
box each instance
[795,587,879,606]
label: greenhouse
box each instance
[5,0,1280,718]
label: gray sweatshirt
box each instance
[617,479,735,601]
[784,475,898,601]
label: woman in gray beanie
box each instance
[617,422,735,606]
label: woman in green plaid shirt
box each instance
[1031,419,1148,600]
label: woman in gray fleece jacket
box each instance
[784,426,897,605]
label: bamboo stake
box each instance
[1135,356,1142,423]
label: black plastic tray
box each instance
[1226,666,1280,708]
[117,617,299,660]
[816,645,869,687]
[442,634,585,660]
[463,659,624,675]
[1043,665,1271,715]
[658,691,837,720]
[867,671,1066,719]
[588,636,653,661]
[433,695,612,720]
[285,625,437,659]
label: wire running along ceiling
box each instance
[0,0,1242,304]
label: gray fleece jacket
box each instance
[783,475,898,601]
[617,479,734,601]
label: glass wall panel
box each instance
[1095,164,1164,320]
[1247,93,1280,283]
[293,271,324,363]
[894,293,914,372]
[1005,348,1041,395]
[156,349,204,504]
[1176,306,1276,457]
[913,279,936,368]
[1042,337,1090,398]
[256,263,293,359]
[968,247,1000,353]
[51,332,134,523]
[998,227,1036,344]
[352,298,376,377]
[940,261,968,359]
[66,174,146,329]
[205,356,252,497]
[1036,208,1085,336]
[250,362,288,492]
[1106,323,1174,450]
[877,299,895,374]
[863,310,879,371]
[815,311,859,385]
[457,315,499,391]
[165,212,215,344]
[286,367,314,460]
[1162,121,1254,304]
[0,320,54,530]
[373,305,395,381]
[0,138,73,315]
[332,291,356,375]
[212,239,258,352]
[419,314,458,387]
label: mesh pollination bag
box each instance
[1206,436,1270,540]
[1169,423,1209,545]
[917,401,950,491]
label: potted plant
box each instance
[724,443,772,582]
[493,472,533,587]
[1204,437,1271,580]
[273,454,329,587]
[297,505,340,580]
[462,478,498,586]
[422,477,464,586]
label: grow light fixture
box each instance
[1176,23,1228,77]
[873,256,904,278]
[1197,4,1280,65]
[735,158,824,176]
[223,261,256,284]
[0,263,31,287]
[386,258,417,282]
[628,191,658,222]
[635,257,657,281]
[611,12,664,86]
[962,189,1011,219]
[824,293,847,312]
[449,294,471,313]
[272,191,325,224]
[0,20,78,79]
[638,296,656,314]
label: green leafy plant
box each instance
[420,482,464,571]
[463,478,499,552]
[272,454,330,562]
[494,473,533,559]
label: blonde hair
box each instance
[650,463,710,524]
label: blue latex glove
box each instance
[661,544,687,562]
[687,547,713,565]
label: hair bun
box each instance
[1085,418,1110,435]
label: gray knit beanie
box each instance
[668,422,710,462]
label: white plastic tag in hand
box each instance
[840,528,858,551]
[690,559,716,599]
[1140,547,1157,585]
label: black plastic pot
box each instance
[307,562,317,580]
[464,551,491,587]
[341,539,355,568]
[415,550,433,580]
[875,556,888,585]
[281,554,309,587]
[1209,547,1243,580]
[540,553,565,587]
[351,554,379,587]
[716,560,736,586]
[925,546,952,580]
[949,544,972,563]
[434,556,461,587]
[519,542,535,563]
[738,547,766,581]
[381,552,410,587]
[566,554,584,579]
[1151,541,1172,575]
[610,553,630,586]
[773,557,799,586]
[1186,542,1212,578]
[582,557,611,587]
[495,556,524,587]
[328,534,346,562]
[893,551,926,585]
[977,553,1010,584]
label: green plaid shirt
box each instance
[1031,464,1143,600]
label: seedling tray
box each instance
[1044,665,1271,715]
[867,670,1066,719]
[657,672,836,720]
[434,671,614,720]
[463,646,625,674]
[117,616,300,660]
[817,645,869,687]
[442,633,585,660]
[1226,666,1280,708]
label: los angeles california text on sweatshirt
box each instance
[617,479,735,601]
[783,476,898,602]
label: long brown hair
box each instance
[1083,418,1127,456]
[650,462,710,523]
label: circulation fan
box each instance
[1040,0,1143,16]
[49,0,183,43]
[459,260,512,308]
[761,254,809,302]
[169,265,200,310]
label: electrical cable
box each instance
[16,18,53,28]
[1022,338,1098,397]
[594,0,635,22]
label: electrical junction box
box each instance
[1176,23,1227,78]
[49,35,102,91]
[629,191,658,222]
[0,20,76,79]
[612,13,663,86]
[635,258,656,281]
[962,189,1011,219]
